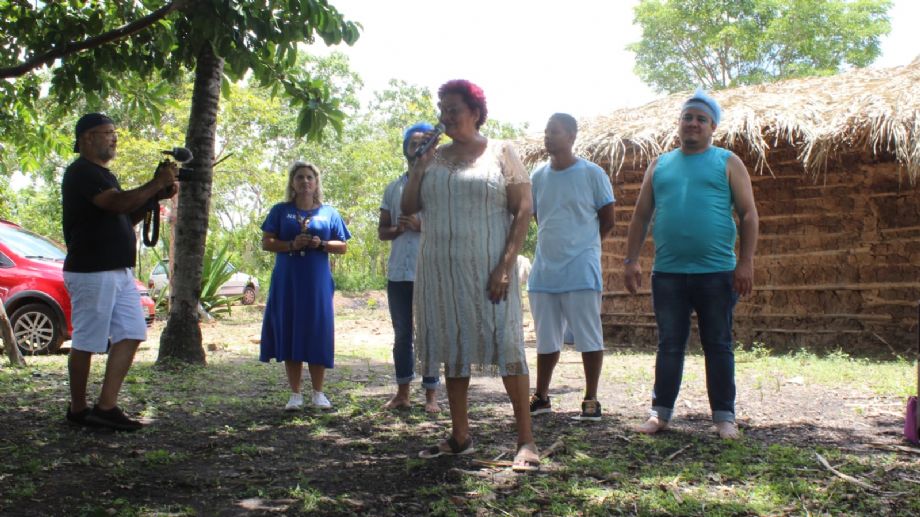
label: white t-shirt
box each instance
[528,158,614,293]
[380,173,421,282]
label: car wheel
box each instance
[241,285,257,305]
[10,303,64,355]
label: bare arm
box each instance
[728,154,758,296]
[623,159,657,294]
[400,141,437,216]
[488,182,533,302]
[598,202,615,240]
[262,231,300,253]
[262,230,346,255]
[93,161,178,223]
[400,161,423,216]
[378,209,402,241]
[320,239,347,255]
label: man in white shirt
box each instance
[528,113,615,421]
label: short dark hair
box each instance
[437,79,487,128]
[549,113,577,136]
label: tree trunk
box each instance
[0,300,26,367]
[157,42,223,365]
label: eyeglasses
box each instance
[438,104,468,118]
[88,130,118,137]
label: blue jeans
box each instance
[387,281,439,389]
[650,271,738,423]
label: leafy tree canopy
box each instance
[628,0,892,93]
[0,0,360,169]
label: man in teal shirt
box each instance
[624,89,759,439]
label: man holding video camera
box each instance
[62,113,177,431]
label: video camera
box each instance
[143,147,195,248]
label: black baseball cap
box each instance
[73,113,114,152]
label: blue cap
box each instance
[74,113,114,152]
[681,88,721,126]
[402,122,435,158]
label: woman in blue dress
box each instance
[260,161,351,411]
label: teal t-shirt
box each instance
[652,146,736,273]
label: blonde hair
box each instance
[286,161,323,204]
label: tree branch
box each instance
[0,1,184,79]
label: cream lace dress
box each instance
[415,140,530,377]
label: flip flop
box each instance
[511,443,540,472]
[418,436,475,459]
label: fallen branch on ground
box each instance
[868,443,920,455]
[815,452,877,491]
[540,439,565,459]
[471,440,566,469]
[666,444,692,461]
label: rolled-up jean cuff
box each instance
[712,410,735,424]
[650,406,673,422]
[396,373,416,385]
[421,378,440,390]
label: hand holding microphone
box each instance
[413,123,445,158]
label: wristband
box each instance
[624,258,636,265]
[288,240,294,252]
[318,240,327,251]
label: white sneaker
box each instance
[284,393,303,411]
[312,391,332,409]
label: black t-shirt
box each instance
[62,157,136,272]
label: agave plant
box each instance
[148,236,240,319]
[198,241,240,317]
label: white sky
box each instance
[325,0,920,131]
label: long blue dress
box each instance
[260,202,351,367]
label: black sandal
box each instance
[418,436,475,458]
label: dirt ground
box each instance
[1,290,916,515]
[328,291,910,447]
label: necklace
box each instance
[293,208,315,257]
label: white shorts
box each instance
[530,290,604,354]
[64,269,147,353]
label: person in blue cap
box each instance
[62,113,177,430]
[624,89,759,440]
[379,123,441,412]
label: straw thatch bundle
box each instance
[519,56,920,183]
[518,57,920,351]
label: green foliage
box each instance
[0,1,361,172]
[1,51,528,293]
[146,231,240,318]
[629,0,892,93]
[199,240,239,317]
[332,270,387,293]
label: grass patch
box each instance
[0,309,916,516]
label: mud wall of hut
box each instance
[601,147,920,353]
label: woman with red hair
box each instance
[402,79,539,471]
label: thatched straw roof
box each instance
[519,56,920,182]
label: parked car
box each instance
[0,220,155,355]
[148,259,259,305]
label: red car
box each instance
[0,220,155,354]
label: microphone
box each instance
[413,124,445,158]
[162,147,193,163]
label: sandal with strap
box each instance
[512,442,541,472]
[418,436,475,459]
